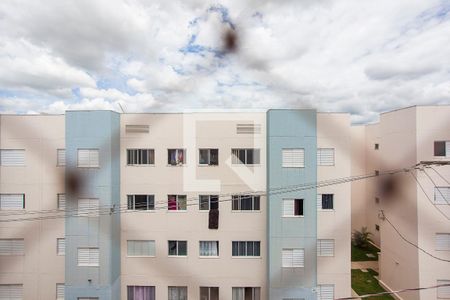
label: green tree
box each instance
[352,227,373,249]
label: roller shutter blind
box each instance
[0,239,24,255]
[236,124,261,134]
[282,149,304,168]
[437,280,450,298]
[77,248,99,266]
[317,284,334,300]
[127,240,155,256]
[77,149,99,167]
[0,194,25,210]
[317,239,334,256]
[317,148,334,166]
[282,248,304,267]
[0,150,25,166]
[57,238,65,255]
[57,149,66,166]
[0,284,23,299]
[435,187,450,205]
[125,125,149,133]
[77,199,99,217]
[436,233,450,251]
[56,284,64,300]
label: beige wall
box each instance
[120,113,267,299]
[350,125,367,233]
[317,113,352,299]
[0,115,65,300]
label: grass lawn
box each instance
[352,269,394,300]
[351,243,379,261]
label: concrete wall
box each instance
[317,113,351,299]
[120,112,267,299]
[65,111,121,300]
[267,109,317,300]
[350,125,367,233]
[0,115,65,299]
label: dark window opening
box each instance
[294,199,303,216]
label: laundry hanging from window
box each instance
[168,149,185,165]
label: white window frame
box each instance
[282,248,304,268]
[231,195,260,211]
[77,198,100,217]
[282,199,303,217]
[126,149,155,165]
[168,195,187,211]
[57,149,66,166]
[0,284,23,299]
[168,149,186,166]
[232,287,260,300]
[232,241,261,257]
[434,141,450,157]
[231,148,260,165]
[317,284,335,300]
[56,283,65,300]
[199,148,219,166]
[282,148,305,168]
[57,238,65,256]
[435,187,450,205]
[127,240,156,257]
[77,247,99,267]
[57,193,66,211]
[435,233,450,251]
[0,149,25,166]
[168,286,188,300]
[317,148,335,166]
[317,194,334,210]
[0,194,25,210]
[127,195,155,210]
[77,149,99,168]
[199,195,219,210]
[0,239,25,255]
[168,240,187,257]
[317,239,334,257]
[200,287,219,300]
[199,241,219,257]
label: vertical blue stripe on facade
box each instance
[267,109,317,300]
[65,111,121,300]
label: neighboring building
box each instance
[351,106,450,300]
[0,109,352,300]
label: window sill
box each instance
[77,166,100,169]
[127,209,156,213]
[231,164,261,167]
[282,215,304,218]
[78,265,99,267]
[318,209,335,212]
[167,210,188,213]
[167,164,187,167]
[231,210,262,213]
[198,164,219,167]
[168,255,188,258]
[231,256,262,259]
[282,266,304,268]
[127,255,156,258]
[126,164,155,167]
[199,256,220,259]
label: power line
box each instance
[336,283,450,299]
[0,168,408,223]
[422,168,450,205]
[380,210,450,263]
[429,166,450,185]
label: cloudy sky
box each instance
[0,0,449,123]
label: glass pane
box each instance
[232,241,239,256]
[199,149,209,164]
[246,150,253,164]
[246,242,254,256]
[210,287,219,300]
[253,149,260,164]
[127,195,133,209]
[238,241,246,256]
[168,195,177,210]
[134,195,147,210]
[142,149,148,164]
[294,199,303,216]
[232,196,239,210]
[178,241,187,256]
[178,195,187,210]
[199,195,209,210]
[149,149,155,164]
[210,149,219,165]
[254,242,260,256]
[241,196,252,210]
[238,149,246,164]
[148,195,155,210]
[200,287,209,300]
[168,149,176,165]
[253,196,260,210]
[168,241,177,255]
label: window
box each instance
[283,199,303,217]
[77,149,99,168]
[232,195,260,211]
[168,287,187,300]
[168,149,185,165]
[56,149,66,166]
[375,170,380,176]
[232,241,261,257]
[282,149,304,168]
[125,124,149,133]
[57,238,65,256]
[375,224,380,231]
[231,149,260,165]
[282,248,304,267]
[56,283,64,300]
[127,240,155,257]
[437,280,450,299]
[127,149,155,165]
[434,141,450,157]
[77,247,99,266]
[78,198,99,217]
[435,187,450,205]
[127,286,155,300]
[317,284,334,300]
[0,149,25,166]
[374,143,379,150]
[317,148,335,166]
[168,241,187,256]
[168,195,187,211]
[57,194,66,211]
[199,241,219,257]
[232,287,260,300]
[199,149,219,166]
[317,194,333,210]
[375,197,380,204]
[0,284,23,299]
[199,195,219,210]
[0,239,24,255]
[317,239,334,256]
[236,123,261,134]
[0,194,25,210]
[127,195,155,210]
[200,287,219,300]
[435,233,450,251]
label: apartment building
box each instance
[351,106,450,299]
[0,109,351,300]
